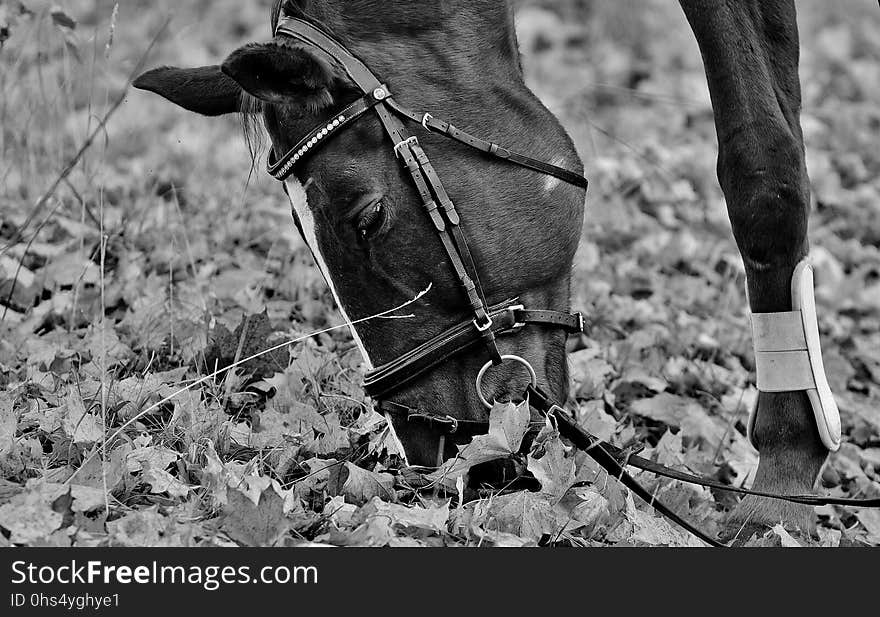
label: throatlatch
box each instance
[747,259,842,451]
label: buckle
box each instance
[394,136,419,159]
[511,304,526,331]
[443,415,459,434]
[473,312,494,333]
[506,304,526,333]
[422,113,434,131]
[545,406,564,432]
[576,312,585,334]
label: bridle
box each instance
[264,14,880,547]
[267,16,588,431]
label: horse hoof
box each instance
[720,494,816,545]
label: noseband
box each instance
[267,16,588,433]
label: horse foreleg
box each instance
[679,0,830,540]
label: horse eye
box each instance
[357,202,386,241]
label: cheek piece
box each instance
[747,258,842,452]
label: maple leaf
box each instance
[107,507,188,547]
[607,494,704,547]
[202,441,231,507]
[143,468,191,499]
[771,524,803,548]
[126,446,179,473]
[324,495,358,529]
[363,497,451,533]
[569,347,616,399]
[259,397,350,455]
[221,488,290,547]
[528,435,576,501]
[321,515,398,547]
[554,487,609,534]
[428,401,531,487]
[293,457,339,501]
[578,399,618,442]
[817,527,842,548]
[0,480,70,544]
[86,323,133,371]
[329,462,395,505]
[61,391,104,445]
[472,491,558,541]
[68,485,107,514]
[169,393,224,445]
[204,311,288,379]
[68,444,130,493]
[629,392,704,427]
[855,508,880,544]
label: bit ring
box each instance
[475,355,538,410]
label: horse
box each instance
[133,0,835,541]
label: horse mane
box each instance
[239,92,267,173]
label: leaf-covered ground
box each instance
[2,0,880,548]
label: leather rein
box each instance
[265,15,880,547]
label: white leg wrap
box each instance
[747,260,842,452]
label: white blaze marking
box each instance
[284,181,411,465]
[544,156,568,193]
[284,181,374,370]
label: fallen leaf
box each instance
[365,497,450,533]
[428,401,531,486]
[72,445,129,494]
[221,487,290,547]
[856,508,880,543]
[528,437,576,500]
[322,515,396,547]
[324,495,358,528]
[609,494,704,547]
[554,487,609,534]
[471,491,558,541]
[126,446,179,473]
[69,485,107,513]
[143,468,191,499]
[817,526,842,548]
[630,393,704,427]
[107,507,196,547]
[61,392,104,445]
[0,480,69,544]
[771,524,803,548]
[330,463,395,505]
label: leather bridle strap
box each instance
[364,302,586,400]
[267,93,383,181]
[275,16,502,363]
[273,20,589,193]
[386,99,589,191]
[380,400,546,439]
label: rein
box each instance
[266,14,879,547]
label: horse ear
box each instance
[220,42,343,111]
[133,66,244,116]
